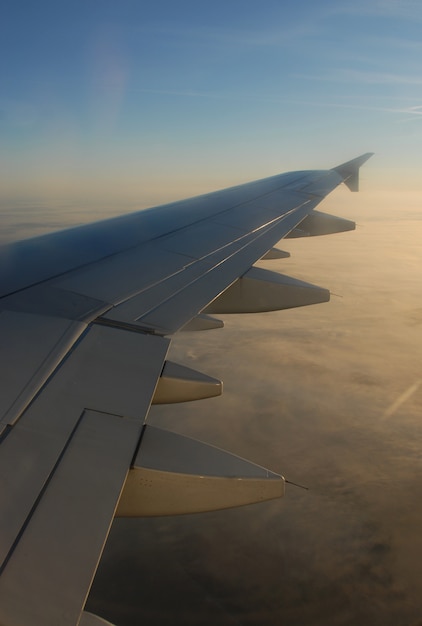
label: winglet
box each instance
[333,153,374,192]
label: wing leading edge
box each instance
[0,153,373,626]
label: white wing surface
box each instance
[0,154,372,625]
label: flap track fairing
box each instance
[261,248,291,260]
[116,426,284,516]
[204,266,329,314]
[286,210,355,238]
[152,361,222,404]
[180,313,224,331]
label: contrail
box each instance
[382,379,422,419]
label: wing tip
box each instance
[332,152,374,192]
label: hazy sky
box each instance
[2,0,422,206]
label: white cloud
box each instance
[332,0,422,20]
[299,69,422,86]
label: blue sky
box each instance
[2,0,422,205]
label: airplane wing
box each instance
[0,153,372,626]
